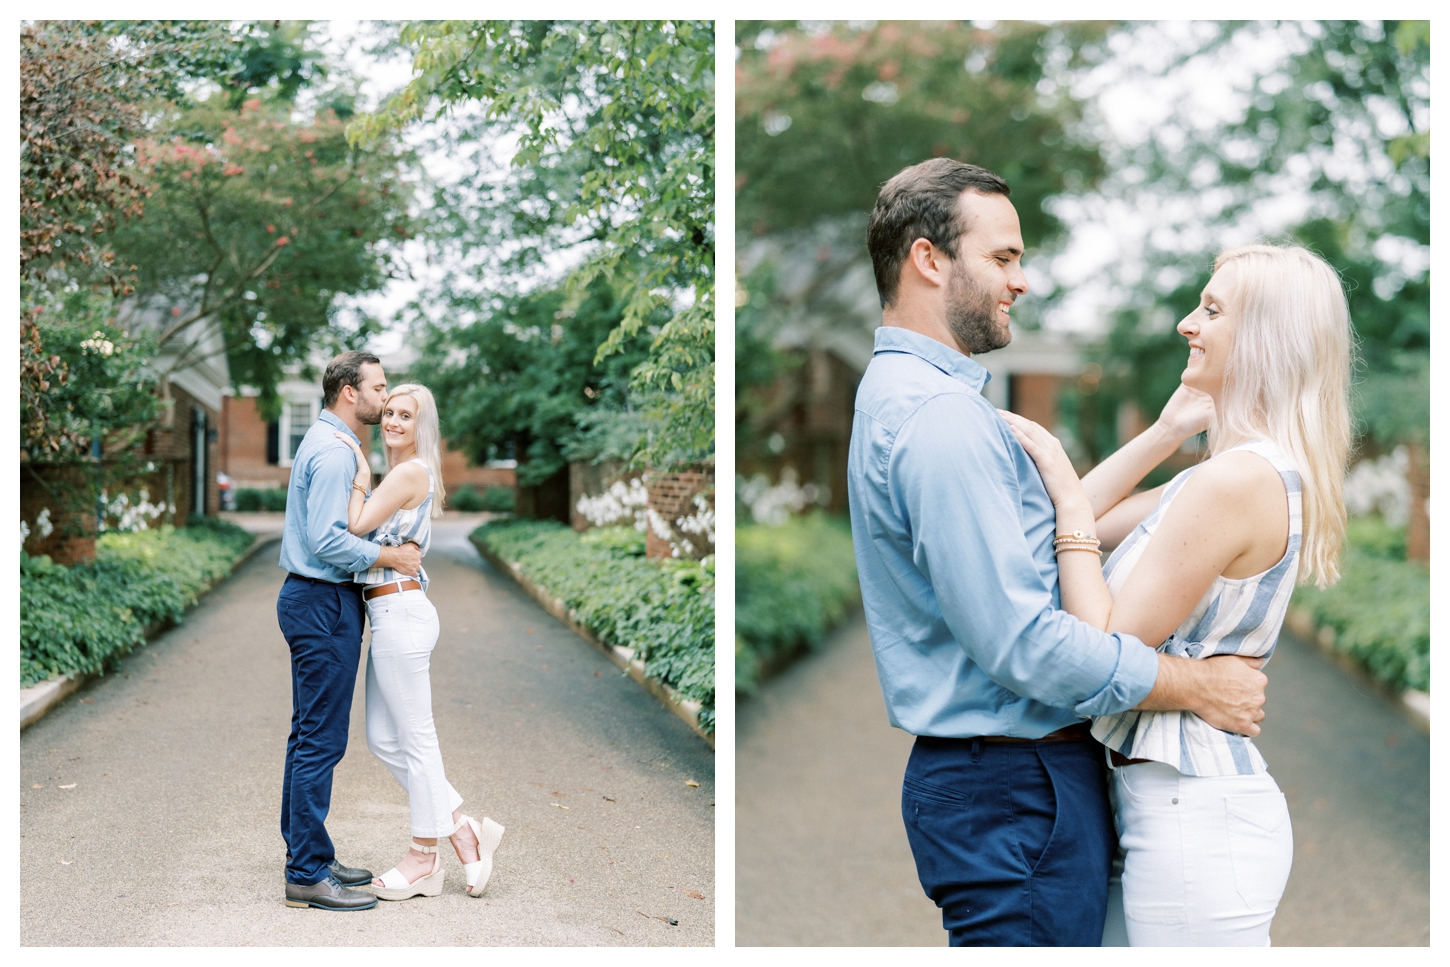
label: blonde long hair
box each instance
[383,383,446,519]
[1209,243,1353,588]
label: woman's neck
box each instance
[390,444,418,465]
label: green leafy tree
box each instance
[105,93,413,413]
[1088,21,1428,450]
[350,20,715,469]
[736,20,1108,242]
[734,20,1111,465]
[410,283,650,487]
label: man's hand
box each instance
[376,542,422,578]
[1138,653,1267,736]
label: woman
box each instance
[1000,243,1352,945]
[333,383,505,901]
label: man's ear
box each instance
[906,237,949,290]
[340,383,357,405]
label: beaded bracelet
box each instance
[1053,530,1101,556]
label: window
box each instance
[278,398,320,466]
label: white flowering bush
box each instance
[736,467,830,526]
[1344,446,1413,527]
[577,476,714,559]
[576,477,650,530]
[98,488,169,533]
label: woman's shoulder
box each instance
[1177,448,1287,512]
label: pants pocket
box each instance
[1225,792,1293,910]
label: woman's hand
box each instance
[333,431,371,487]
[998,411,1089,513]
[1155,383,1215,442]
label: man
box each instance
[847,159,1269,945]
[277,350,422,911]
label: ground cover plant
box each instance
[21,517,255,687]
[472,519,714,734]
[1291,515,1429,693]
[735,512,859,695]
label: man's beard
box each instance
[355,397,384,425]
[945,262,1012,355]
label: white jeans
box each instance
[365,589,463,838]
[1107,761,1293,946]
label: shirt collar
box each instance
[873,325,992,393]
[318,408,360,444]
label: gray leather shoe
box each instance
[285,874,378,911]
[285,857,374,887]
[327,860,373,887]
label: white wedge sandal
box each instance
[367,841,445,901]
[451,815,505,898]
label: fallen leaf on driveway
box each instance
[603,796,616,802]
[683,890,704,900]
[637,910,679,925]
[61,860,72,865]
[58,783,76,790]
[552,803,570,810]
[685,780,699,788]
[31,784,41,789]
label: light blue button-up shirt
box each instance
[847,326,1160,738]
[278,410,381,582]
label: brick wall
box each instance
[645,467,715,560]
[220,395,290,490]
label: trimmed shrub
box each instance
[235,487,287,512]
[482,485,516,513]
[21,518,256,687]
[473,519,714,733]
[735,512,860,694]
[449,485,486,512]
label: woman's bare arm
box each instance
[347,463,428,536]
[333,433,429,536]
[1095,485,1166,551]
[1001,415,1284,646]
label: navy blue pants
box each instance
[902,734,1116,946]
[277,575,366,886]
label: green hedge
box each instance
[472,520,714,733]
[235,487,288,512]
[21,517,256,687]
[735,513,860,695]
[1291,516,1429,693]
[449,484,516,513]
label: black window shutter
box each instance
[266,420,280,465]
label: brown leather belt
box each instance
[363,579,421,601]
[978,721,1094,744]
[1109,749,1153,767]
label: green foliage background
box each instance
[735,514,860,695]
[473,520,714,733]
[21,518,255,687]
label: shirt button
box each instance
[1172,798,1179,804]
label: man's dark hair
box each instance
[322,350,382,408]
[867,159,1011,308]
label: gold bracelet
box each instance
[1054,545,1102,556]
[353,483,369,494]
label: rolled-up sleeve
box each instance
[305,445,380,573]
[892,394,1158,716]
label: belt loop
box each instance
[970,737,982,762]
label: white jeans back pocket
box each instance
[1225,792,1293,911]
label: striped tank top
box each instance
[354,458,433,591]
[1091,439,1302,777]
